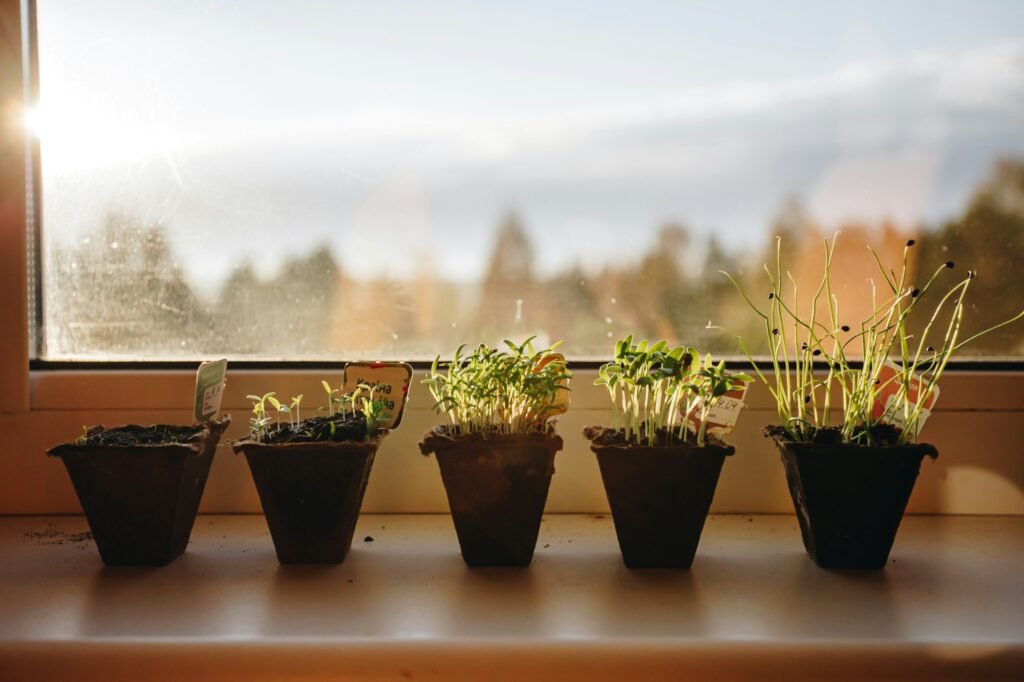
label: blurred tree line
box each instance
[45,159,1024,359]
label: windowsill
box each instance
[1,514,1021,681]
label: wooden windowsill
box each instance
[1,514,1021,681]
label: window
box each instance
[28,0,1024,361]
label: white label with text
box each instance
[341,362,414,429]
[685,384,749,436]
[194,359,228,422]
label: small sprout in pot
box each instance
[422,336,571,435]
[595,336,751,448]
[245,381,390,444]
[718,234,1023,445]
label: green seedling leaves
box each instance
[422,338,572,435]
[595,336,752,447]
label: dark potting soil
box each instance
[260,412,369,444]
[582,425,731,450]
[764,423,905,447]
[76,423,205,448]
[421,423,558,445]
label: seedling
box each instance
[246,392,276,443]
[596,336,751,447]
[321,380,342,416]
[423,337,571,435]
[246,382,389,443]
[719,234,1024,444]
[341,381,390,432]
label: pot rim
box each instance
[582,425,735,456]
[231,432,386,455]
[763,425,938,459]
[47,414,231,458]
[419,424,563,456]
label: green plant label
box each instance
[194,359,228,422]
[685,383,748,436]
[341,362,413,429]
[873,362,939,439]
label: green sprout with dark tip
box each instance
[717,234,1024,445]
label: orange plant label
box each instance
[872,362,940,437]
[533,352,570,422]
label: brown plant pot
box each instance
[46,416,230,566]
[233,437,382,564]
[420,427,562,567]
[584,426,734,569]
[766,426,938,570]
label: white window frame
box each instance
[2,0,1023,517]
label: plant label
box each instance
[685,383,749,436]
[533,352,570,421]
[873,362,939,438]
[342,362,414,429]
[194,359,228,422]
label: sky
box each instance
[32,0,1024,294]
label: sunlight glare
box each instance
[24,99,176,175]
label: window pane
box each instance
[34,1,1024,360]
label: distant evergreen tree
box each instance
[912,160,1024,354]
[50,211,208,356]
[477,212,538,338]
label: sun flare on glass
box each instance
[23,100,173,175]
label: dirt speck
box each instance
[364,536,374,542]
[25,526,92,546]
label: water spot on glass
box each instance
[605,317,613,324]
[451,322,457,328]
[606,331,613,338]
[610,297,617,304]
[392,333,399,340]
[110,241,119,250]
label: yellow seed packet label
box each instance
[533,352,570,422]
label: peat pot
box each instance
[46,416,230,566]
[766,426,938,570]
[584,426,734,569]
[420,427,562,567]
[233,436,382,564]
